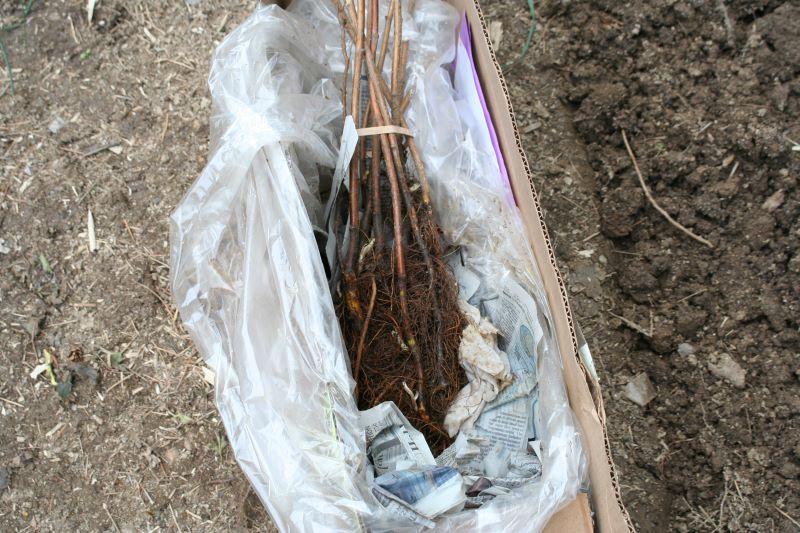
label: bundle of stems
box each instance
[332,0,465,448]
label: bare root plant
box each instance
[332,0,465,451]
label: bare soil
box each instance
[0,0,797,531]
[489,0,800,530]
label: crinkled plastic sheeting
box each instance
[170,1,586,531]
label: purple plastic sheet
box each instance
[454,13,515,206]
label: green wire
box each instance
[502,0,536,73]
[1,0,34,32]
[0,39,13,96]
[1,0,35,96]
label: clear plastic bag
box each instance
[170,1,586,531]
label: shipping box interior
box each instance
[264,0,634,529]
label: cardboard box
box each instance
[452,0,634,530]
[252,0,631,529]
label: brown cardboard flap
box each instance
[543,494,593,533]
[450,0,634,531]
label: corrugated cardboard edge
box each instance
[543,493,593,533]
[453,0,635,531]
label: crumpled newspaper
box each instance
[443,299,513,437]
[361,402,466,527]
[361,402,436,475]
[439,435,544,508]
[372,466,466,528]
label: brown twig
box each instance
[353,275,377,385]
[367,0,383,255]
[621,130,714,248]
[396,112,446,383]
[398,40,409,106]
[350,0,366,123]
[370,123,384,255]
[339,0,429,418]
[342,0,368,322]
[336,8,350,123]
[608,310,652,338]
[399,88,415,115]
[369,0,380,56]
[398,115,433,210]
[376,0,395,74]
[360,2,377,132]
[376,19,447,391]
[775,505,800,529]
[332,0,466,438]
[390,0,402,117]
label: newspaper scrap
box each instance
[371,483,437,529]
[443,299,513,437]
[372,466,465,528]
[439,434,542,478]
[462,470,543,508]
[360,402,436,475]
[485,442,543,478]
[437,431,479,468]
[361,403,466,527]
[436,253,548,505]
[447,256,545,460]
[459,442,543,508]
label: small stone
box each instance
[708,354,746,388]
[147,451,160,469]
[762,189,785,212]
[770,83,789,111]
[48,116,67,134]
[677,343,695,357]
[623,372,657,407]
